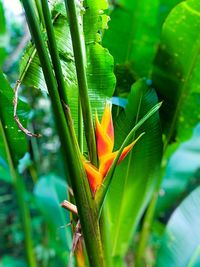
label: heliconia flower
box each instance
[95,102,114,158]
[84,102,142,194]
[83,161,103,193]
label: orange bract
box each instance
[83,103,141,194]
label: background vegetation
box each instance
[0,0,200,266]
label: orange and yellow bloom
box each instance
[84,103,141,194]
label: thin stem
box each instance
[21,1,104,266]
[35,0,45,27]
[40,0,69,106]
[64,0,97,166]
[135,160,165,266]
[100,208,113,267]
[135,191,158,267]
[78,99,83,153]
[0,121,37,267]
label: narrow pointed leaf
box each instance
[102,79,163,259]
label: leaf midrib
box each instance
[111,89,144,255]
[164,3,200,151]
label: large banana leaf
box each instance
[156,186,200,267]
[103,0,160,77]
[152,0,200,145]
[20,0,115,131]
[156,123,200,215]
[159,0,183,25]
[104,79,163,261]
[103,0,182,78]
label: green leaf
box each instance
[103,0,160,77]
[0,154,11,182]
[156,123,200,215]
[34,174,72,250]
[20,1,115,132]
[156,186,200,267]
[0,1,8,66]
[152,0,200,146]
[0,256,26,267]
[0,72,36,266]
[159,0,183,25]
[0,73,28,166]
[105,79,163,259]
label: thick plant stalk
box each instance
[0,122,37,267]
[40,0,69,106]
[21,1,104,266]
[64,0,97,166]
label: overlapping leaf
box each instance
[156,186,200,267]
[34,174,72,252]
[20,0,115,133]
[152,0,200,145]
[104,79,163,261]
[103,0,160,77]
[0,73,28,167]
[156,124,200,215]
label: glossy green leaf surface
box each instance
[105,79,163,259]
[0,73,28,166]
[0,73,27,163]
[152,0,200,145]
[34,174,71,251]
[20,0,115,132]
[103,0,160,77]
[156,124,200,215]
[156,186,200,267]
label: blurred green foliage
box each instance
[1,0,200,266]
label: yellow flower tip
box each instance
[83,161,103,193]
[101,102,114,143]
[95,110,113,158]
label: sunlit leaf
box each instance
[152,0,200,145]
[20,0,115,134]
[34,174,72,251]
[103,0,160,77]
[156,123,200,215]
[105,79,163,260]
[0,73,28,167]
[156,186,200,267]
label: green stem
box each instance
[21,1,104,266]
[100,208,113,267]
[78,99,83,153]
[135,143,167,265]
[64,0,97,166]
[40,0,69,106]
[35,0,45,27]
[135,191,158,267]
[0,121,37,267]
